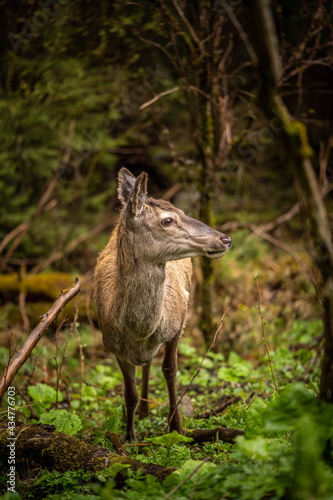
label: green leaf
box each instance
[146,430,193,446]
[262,383,333,438]
[245,397,268,438]
[103,463,131,478]
[40,410,82,435]
[28,383,63,404]
[236,435,270,460]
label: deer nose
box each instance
[221,235,232,248]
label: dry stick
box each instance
[16,388,39,420]
[167,309,229,432]
[164,457,210,499]
[54,316,69,406]
[18,264,30,331]
[74,307,85,413]
[0,279,81,400]
[139,86,181,110]
[172,0,201,46]
[219,0,257,62]
[85,295,94,328]
[254,276,278,394]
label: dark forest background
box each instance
[0,1,333,498]
[1,0,332,347]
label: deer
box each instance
[94,168,231,442]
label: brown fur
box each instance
[94,168,231,441]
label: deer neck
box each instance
[116,224,166,338]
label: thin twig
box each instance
[219,0,257,62]
[139,87,181,110]
[16,388,39,420]
[140,84,218,111]
[167,309,228,432]
[54,316,68,406]
[18,265,30,331]
[172,0,201,46]
[254,276,278,394]
[74,307,84,413]
[164,457,209,499]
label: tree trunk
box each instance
[198,100,216,347]
[249,0,333,402]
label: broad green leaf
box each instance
[236,435,270,460]
[103,463,131,478]
[28,384,63,404]
[262,383,333,437]
[146,430,193,446]
[232,363,250,377]
[40,410,82,435]
[245,397,268,438]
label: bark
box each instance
[196,8,220,348]
[149,1,229,347]
[186,426,244,444]
[249,0,333,402]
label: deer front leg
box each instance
[137,360,151,420]
[116,357,138,442]
[162,333,182,434]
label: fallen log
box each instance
[0,422,175,480]
[186,426,244,444]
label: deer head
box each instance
[117,167,231,263]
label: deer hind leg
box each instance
[137,360,151,420]
[116,357,138,442]
[162,332,182,434]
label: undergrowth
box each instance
[0,237,329,499]
[1,312,331,499]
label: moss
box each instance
[0,272,97,327]
[43,434,92,471]
[285,120,314,158]
[0,272,75,300]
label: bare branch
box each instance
[139,86,181,110]
[219,0,257,62]
[255,275,278,394]
[172,0,201,46]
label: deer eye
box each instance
[162,217,174,227]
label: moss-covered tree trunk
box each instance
[152,0,232,347]
[0,422,175,480]
[196,2,222,347]
[198,94,216,347]
[249,0,333,402]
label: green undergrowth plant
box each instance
[21,384,333,499]
[3,308,327,499]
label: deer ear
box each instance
[118,168,137,206]
[129,172,148,216]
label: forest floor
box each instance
[0,224,331,500]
